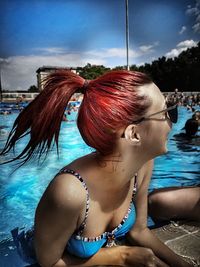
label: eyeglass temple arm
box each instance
[140,104,177,119]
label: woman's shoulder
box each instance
[61,152,95,171]
[43,170,87,212]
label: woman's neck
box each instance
[93,150,145,188]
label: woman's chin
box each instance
[157,144,168,157]
[162,142,169,154]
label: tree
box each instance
[77,43,200,92]
[28,85,39,92]
[137,42,200,92]
[78,64,110,80]
[112,66,127,70]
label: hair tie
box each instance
[80,79,90,94]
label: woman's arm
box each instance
[54,245,169,267]
[127,160,191,267]
[52,246,122,267]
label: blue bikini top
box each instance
[59,168,137,258]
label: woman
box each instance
[1,70,191,267]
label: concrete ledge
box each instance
[152,220,200,267]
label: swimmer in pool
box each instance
[1,70,191,267]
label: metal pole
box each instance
[125,0,130,70]
[0,68,2,102]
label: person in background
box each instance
[0,110,12,115]
[192,110,200,126]
[185,118,199,137]
[148,186,200,223]
[1,70,191,267]
[184,110,200,137]
[174,110,200,140]
[62,113,68,122]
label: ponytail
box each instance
[1,69,152,166]
[0,70,84,166]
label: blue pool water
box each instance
[0,106,200,266]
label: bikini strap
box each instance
[132,173,137,201]
[58,168,89,235]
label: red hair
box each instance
[1,70,152,165]
[78,70,152,155]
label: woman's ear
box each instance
[124,125,141,145]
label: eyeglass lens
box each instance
[166,102,178,123]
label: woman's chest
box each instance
[78,179,135,237]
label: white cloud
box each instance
[186,6,199,16]
[136,62,145,67]
[34,47,68,54]
[186,0,200,33]
[192,22,200,32]
[139,45,153,53]
[87,42,159,59]
[139,42,159,53]
[84,48,139,58]
[197,13,200,21]
[179,26,187,34]
[0,52,105,90]
[177,40,198,48]
[0,42,160,90]
[165,48,186,58]
[165,39,198,58]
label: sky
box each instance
[0,0,199,91]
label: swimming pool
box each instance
[0,106,199,266]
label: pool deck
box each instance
[151,220,200,267]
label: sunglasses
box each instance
[131,102,178,124]
[121,102,178,138]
